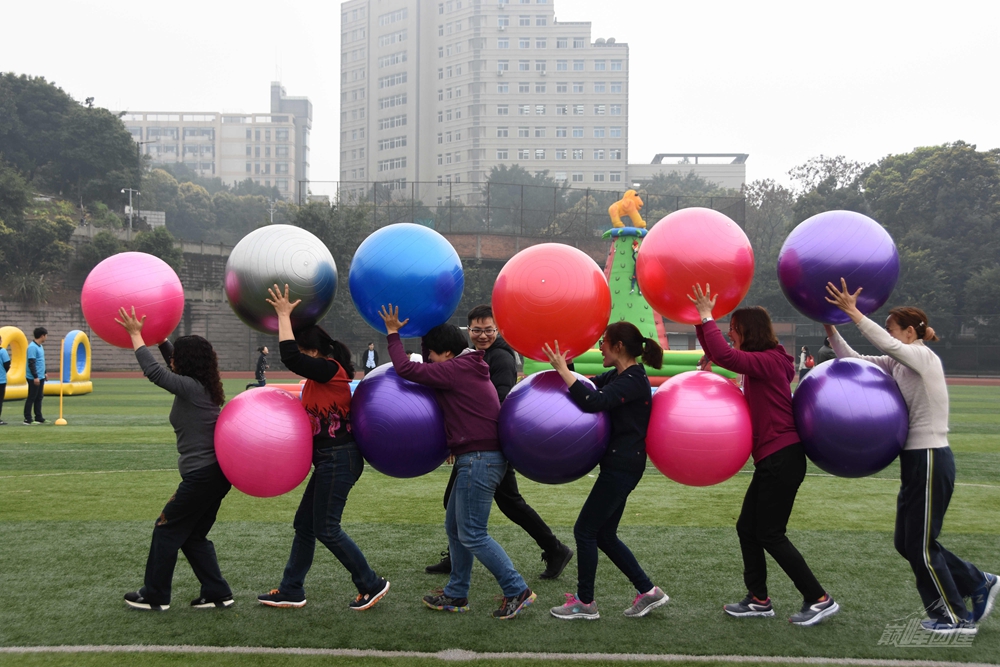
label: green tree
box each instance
[168,182,215,240]
[0,201,75,302]
[963,264,1000,343]
[0,74,76,182]
[56,106,142,206]
[0,158,31,225]
[140,168,181,217]
[741,179,797,316]
[131,226,183,271]
[72,230,124,277]
[788,155,868,193]
[482,164,568,234]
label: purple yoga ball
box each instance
[793,358,908,478]
[499,370,611,484]
[351,365,449,478]
[777,210,899,324]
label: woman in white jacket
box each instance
[825,278,997,636]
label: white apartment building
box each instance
[339,0,628,205]
[120,83,311,200]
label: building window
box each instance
[556,104,568,115]
[497,105,509,115]
[519,37,530,48]
[611,60,623,71]
[610,148,622,159]
[572,126,583,138]
[536,16,546,26]
[573,37,585,48]
[573,104,584,115]
[593,173,605,182]
[594,127,605,138]
[594,60,606,71]
[518,104,531,115]
[556,126,567,137]
[573,82,584,93]
[535,83,546,93]
[519,81,530,93]
[610,172,622,182]
[609,126,623,138]
[497,149,509,160]
[594,104,606,115]
[556,60,568,71]
[497,83,509,93]
[556,82,567,93]
[497,127,509,137]
[438,133,444,144]
[535,104,545,114]
[572,172,584,182]
[518,127,530,138]
[535,60,546,71]
[554,172,566,181]
[518,148,530,159]
[498,38,509,48]
[610,104,622,115]
[555,149,567,159]
[519,15,530,26]
[534,149,545,159]
[518,60,530,71]
[534,126,545,137]
[594,82,606,93]
[572,60,584,71]
[593,149,605,160]
[611,82,623,94]
[536,38,546,48]
[498,60,509,72]
[378,114,407,129]
[498,14,509,26]
[572,149,583,160]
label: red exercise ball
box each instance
[81,252,185,349]
[636,207,754,325]
[647,371,752,486]
[493,243,611,362]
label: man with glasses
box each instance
[425,305,573,579]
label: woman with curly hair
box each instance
[257,285,389,612]
[116,307,233,611]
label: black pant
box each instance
[24,379,44,422]
[141,462,232,604]
[896,447,982,623]
[0,382,6,419]
[443,462,560,553]
[574,465,652,604]
[245,380,266,390]
[737,443,825,602]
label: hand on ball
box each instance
[266,284,302,316]
[824,278,864,319]
[115,306,146,335]
[686,283,717,321]
[378,304,409,335]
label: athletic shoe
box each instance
[921,619,978,636]
[422,590,469,613]
[425,550,452,574]
[190,595,234,609]
[971,573,1000,623]
[257,588,306,608]
[124,591,169,611]
[623,586,669,618]
[350,577,390,611]
[724,594,775,618]
[493,588,536,619]
[539,544,574,580]
[0,420,7,425]
[36,418,46,424]
[789,594,840,626]
[550,593,600,620]
[23,420,32,425]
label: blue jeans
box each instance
[444,450,527,599]
[278,444,379,596]
[574,465,653,604]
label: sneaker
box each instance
[350,577,390,611]
[623,586,669,618]
[539,544,574,580]
[724,594,775,618]
[921,618,978,636]
[257,588,306,608]
[425,550,451,574]
[191,595,234,609]
[422,590,469,613]
[124,591,169,611]
[789,594,840,626]
[493,588,536,619]
[36,418,46,424]
[0,420,7,426]
[971,573,1000,623]
[23,420,32,425]
[550,593,600,620]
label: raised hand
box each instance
[115,306,146,335]
[378,304,409,335]
[686,283,717,320]
[265,284,302,317]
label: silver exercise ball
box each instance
[225,224,338,334]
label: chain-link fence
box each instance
[300,180,745,237]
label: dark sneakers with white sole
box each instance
[724,594,775,618]
[124,591,169,611]
[789,595,839,626]
[190,595,234,609]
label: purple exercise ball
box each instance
[793,358,908,478]
[499,370,611,484]
[351,365,449,478]
[777,210,899,324]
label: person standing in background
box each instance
[815,338,836,365]
[24,326,48,425]
[363,342,379,374]
[246,346,269,390]
[0,333,10,425]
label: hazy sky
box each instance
[4,0,998,188]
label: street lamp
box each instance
[121,188,140,240]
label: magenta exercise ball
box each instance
[498,370,611,484]
[215,388,313,498]
[81,252,185,349]
[351,364,449,478]
[647,371,752,486]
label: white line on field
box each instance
[0,646,995,666]
[0,469,175,479]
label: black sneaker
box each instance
[23,420,33,425]
[493,587,537,619]
[124,591,169,611]
[257,588,306,608]
[724,594,775,618]
[921,618,978,636]
[191,595,234,609]
[36,418,46,424]
[789,594,839,626]
[422,590,469,613]
[0,420,7,425]
[425,550,452,574]
[350,577,390,611]
[539,544,574,580]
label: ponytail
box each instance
[603,322,663,369]
[888,307,939,342]
[641,337,663,370]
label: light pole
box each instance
[121,188,140,241]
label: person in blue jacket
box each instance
[0,332,11,425]
[24,327,48,424]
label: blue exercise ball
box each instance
[351,364,449,478]
[777,210,899,324]
[793,358,908,478]
[499,370,610,484]
[225,225,338,334]
[349,223,464,337]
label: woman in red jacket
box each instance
[689,284,837,626]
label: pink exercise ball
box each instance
[635,208,754,325]
[646,371,752,486]
[81,252,185,349]
[215,388,314,498]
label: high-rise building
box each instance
[120,82,311,200]
[339,0,628,205]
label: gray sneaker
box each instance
[550,593,600,620]
[789,595,839,626]
[623,586,669,618]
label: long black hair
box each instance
[295,324,355,377]
[604,321,663,369]
[171,335,226,406]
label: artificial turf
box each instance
[0,380,998,664]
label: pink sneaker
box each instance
[550,593,600,620]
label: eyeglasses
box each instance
[469,327,497,336]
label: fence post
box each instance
[449,181,453,232]
[520,184,525,236]
[411,181,416,223]
[585,188,590,231]
[486,181,491,233]
[552,185,558,233]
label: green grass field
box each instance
[1,380,998,666]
